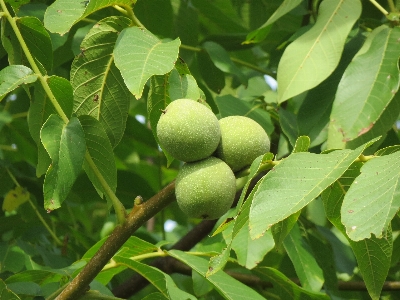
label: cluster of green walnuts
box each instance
[157,99,270,220]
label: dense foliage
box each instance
[0,0,400,299]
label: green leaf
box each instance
[292,136,310,153]
[0,65,37,101]
[2,16,52,73]
[41,115,86,210]
[245,0,303,44]
[322,174,393,300]
[147,75,175,166]
[5,269,67,285]
[0,280,20,300]
[277,0,362,102]
[28,77,73,177]
[329,26,400,142]
[283,223,324,292]
[43,0,135,35]
[2,186,30,212]
[202,41,246,85]
[255,267,330,300]
[249,141,374,239]
[142,293,168,300]
[271,211,301,248]
[215,95,274,135]
[169,250,265,300]
[168,69,200,101]
[279,108,298,146]
[0,244,25,273]
[71,16,132,147]
[196,51,225,94]
[114,27,180,98]
[79,115,117,207]
[341,151,400,241]
[113,256,196,300]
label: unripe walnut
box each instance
[157,99,220,162]
[215,116,270,171]
[175,157,236,220]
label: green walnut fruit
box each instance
[215,116,270,172]
[157,99,220,162]
[175,157,236,220]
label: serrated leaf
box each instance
[330,26,400,142]
[2,186,30,212]
[79,115,117,208]
[41,115,86,210]
[203,41,246,85]
[341,151,400,241]
[28,77,73,177]
[215,95,274,135]
[322,168,392,300]
[283,223,324,292]
[169,250,265,300]
[244,0,303,44]
[375,145,400,156]
[0,65,37,101]
[43,0,135,35]
[277,0,362,102]
[71,16,132,147]
[0,279,20,300]
[113,256,196,300]
[255,267,330,300]
[147,75,174,166]
[114,27,180,98]
[249,141,375,239]
[2,16,52,73]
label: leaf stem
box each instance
[388,0,397,12]
[6,168,63,246]
[179,43,273,76]
[113,4,144,27]
[84,152,127,224]
[369,0,389,15]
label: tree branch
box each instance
[56,182,176,300]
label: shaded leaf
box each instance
[113,256,196,300]
[168,68,200,101]
[41,115,86,210]
[197,51,225,94]
[0,65,37,101]
[28,77,73,177]
[249,141,376,239]
[2,16,52,73]
[322,163,392,300]
[215,95,273,135]
[245,0,303,44]
[79,115,117,208]
[71,16,132,147]
[0,279,20,300]
[279,108,298,146]
[0,244,25,273]
[341,151,400,241]
[44,0,135,35]
[114,27,180,98]
[255,267,330,300]
[283,223,324,292]
[330,25,400,141]
[169,250,265,300]
[277,0,362,102]
[147,75,174,166]
[271,211,301,248]
[203,41,246,85]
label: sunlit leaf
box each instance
[2,186,30,212]
[0,65,37,101]
[44,0,135,35]
[71,16,132,147]
[249,140,376,239]
[168,68,200,101]
[277,0,361,102]
[329,25,400,141]
[114,27,180,98]
[341,151,400,241]
[169,250,265,300]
